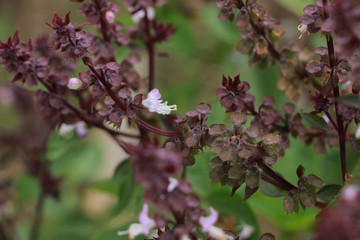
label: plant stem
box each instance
[323,0,348,184]
[134,116,182,137]
[93,0,110,42]
[260,170,327,209]
[260,163,297,191]
[144,9,155,92]
[29,191,45,240]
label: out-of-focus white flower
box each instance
[75,122,88,137]
[142,88,177,115]
[130,7,155,24]
[200,207,218,232]
[58,122,88,137]
[67,78,83,90]
[58,123,76,136]
[342,185,359,201]
[199,207,227,240]
[118,203,156,239]
[237,225,255,239]
[180,234,191,240]
[322,114,330,124]
[207,226,227,240]
[355,125,360,139]
[297,23,308,40]
[167,177,179,192]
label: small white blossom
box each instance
[322,114,330,124]
[130,7,155,24]
[180,235,191,240]
[67,77,83,90]
[142,88,177,115]
[207,226,227,240]
[58,122,88,137]
[199,207,228,240]
[355,125,360,139]
[118,204,156,239]
[105,11,115,24]
[297,23,308,40]
[342,185,359,201]
[237,225,255,239]
[167,177,179,192]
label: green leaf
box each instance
[91,180,117,196]
[207,189,260,240]
[112,159,135,216]
[316,184,342,203]
[301,113,328,131]
[259,179,286,197]
[51,143,102,181]
[336,95,360,109]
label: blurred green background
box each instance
[0,0,359,240]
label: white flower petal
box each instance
[139,204,156,235]
[208,226,227,240]
[200,207,219,232]
[143,89,177,115]
[167,177,179,192]
[238,225,254,239]
[355,125,360,139]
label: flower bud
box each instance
[105,11,115,24]
[67,78,83,90]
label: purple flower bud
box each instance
[105,11,115,24]
[67,78,83,90]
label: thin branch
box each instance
[323,0,348,184]
[143,9,155,92]
[29,191,45,240]
[93,0,111,42]
[37,79,140,139]
[324,111,338,131]
[83,59,127,111]
[134,116,182,137]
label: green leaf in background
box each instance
[301,113,328,131]
[336,95,360,109]
[51,142,102,181]
[46,131,82,161]
[260,179,287,197]
[275,0,309,16]
[187,149,213,197]
[207,189,260,240]
[112,159,135,216]
[15,175,40,204]
[201,5,238,44]
[316,184,342,203]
